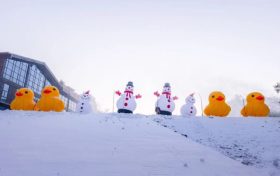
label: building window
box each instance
[3,59,28,86]
[68,100,76,112]
[45,79,51,86]
[34,96,39,102]
[1,84,10,102]
[60,94,68,110]
[27,65,45,94]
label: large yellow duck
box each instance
[204,91,231,117]
[10,88,36,110]
[241,92,270,117]
[35,85,65,112]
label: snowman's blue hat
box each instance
[126,81,134,87]
[164,83,171,88]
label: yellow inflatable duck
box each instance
[35,86,65,112]
[204,91,231,117]
[10,88,36,110]
[241,92,270,117]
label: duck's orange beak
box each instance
[256,96,264,101]
[43,89,52,94]
[216,96,224,101]
[16,92,23,96]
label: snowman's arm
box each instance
[115,90,122,96]
[135,94,142,99]
[154,91,160,97]
[173,96,178,100]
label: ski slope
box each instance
[0,111,276,176]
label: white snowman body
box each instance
[76,91,93,113]
[180,94,197,116]
[156,86,175,113]
[116,85,137,112]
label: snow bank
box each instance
[0,111,269,176]
[154,115,280,176]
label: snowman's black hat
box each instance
[164,83,171,88]
[126,81,134,87]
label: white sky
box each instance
[1,0,279,114]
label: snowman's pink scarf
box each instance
[162,92,171,100]
[124,90,133,98]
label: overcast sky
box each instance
[1,0,279,114]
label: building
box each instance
[0,52,79,111]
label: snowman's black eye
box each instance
[25,91,28,94]
[251,95,255,98]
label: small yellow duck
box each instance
[204,91,231,117]
[10,88,36,110]
[241,92,270,117]
[35,86,65,112]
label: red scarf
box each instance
[162,92,171,100]
[124,90,133,98]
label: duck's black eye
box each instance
[53,88,56,91]
[251,95,255,98]
[25,91,28,94]
[212,95,215,98]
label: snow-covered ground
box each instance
[0,111,278,176]
[153,115,280,176]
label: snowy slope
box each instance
[0,111,272,176]
[154,115,280,176]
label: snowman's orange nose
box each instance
[216,96,224,101]
[44,89,52,94]
[16,92,23,96]
[256,96,264,101]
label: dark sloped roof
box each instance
[1,52,59,85]
[0,52,77,100]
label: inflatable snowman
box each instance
[180,93,197,117]
[76,90,93,113]
[116,81,141,114]
[154,83,178,115]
